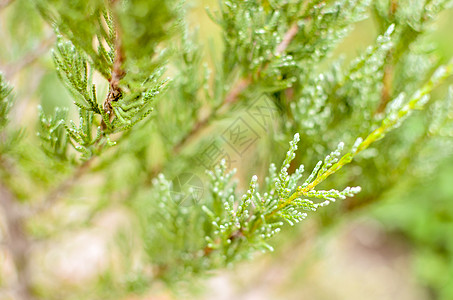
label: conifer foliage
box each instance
[0,0,452,299]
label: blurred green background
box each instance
[1,0,453,299]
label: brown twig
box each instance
[33,159,93,215]
[102,17,125,129]
[375,57,394,115]
[390,0,398,16]
[170,23,300,156]
[375,0,398,116]
[275,23,299,56]
[0,184,35,300]
[224,76,253,104]
[172,75,253,154]
[172,113,212,154]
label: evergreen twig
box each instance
[172,22,300,155]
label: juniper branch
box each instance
[172,22,300,155]
[275,23,299,56]
[101,7,125,130]
[249,60,453,235]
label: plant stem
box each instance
[171,22,300,156]
[102,9,125,129]
[34,158,93,215]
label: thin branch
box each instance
[33,159,93,215]
[36,9,125,212]
[375,56,393,114]
[275,23,299,56]
[44,21,300,202]
[172,113,212,154]
[247,61,453,236]
[170,22,300,156]
[224,76,253,104]
[102,4,125,129]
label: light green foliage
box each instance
[35,1,175,163]
[38,106,69,161]
[289,0,370,65]
[53,38,101,113]
[0,74,12,130]
[430,86,453,137]
[372,153,453,300]
[1,0,453,299]
[65,109,105,160]
[134,173,208,282]
[210,0,370,95]
[136,134,361,281]
[35,0,114,78]
[0,75,21,157]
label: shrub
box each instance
[0,0,452,299]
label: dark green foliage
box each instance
[53,37,102,114]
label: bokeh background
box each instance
[1,0,453,299]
